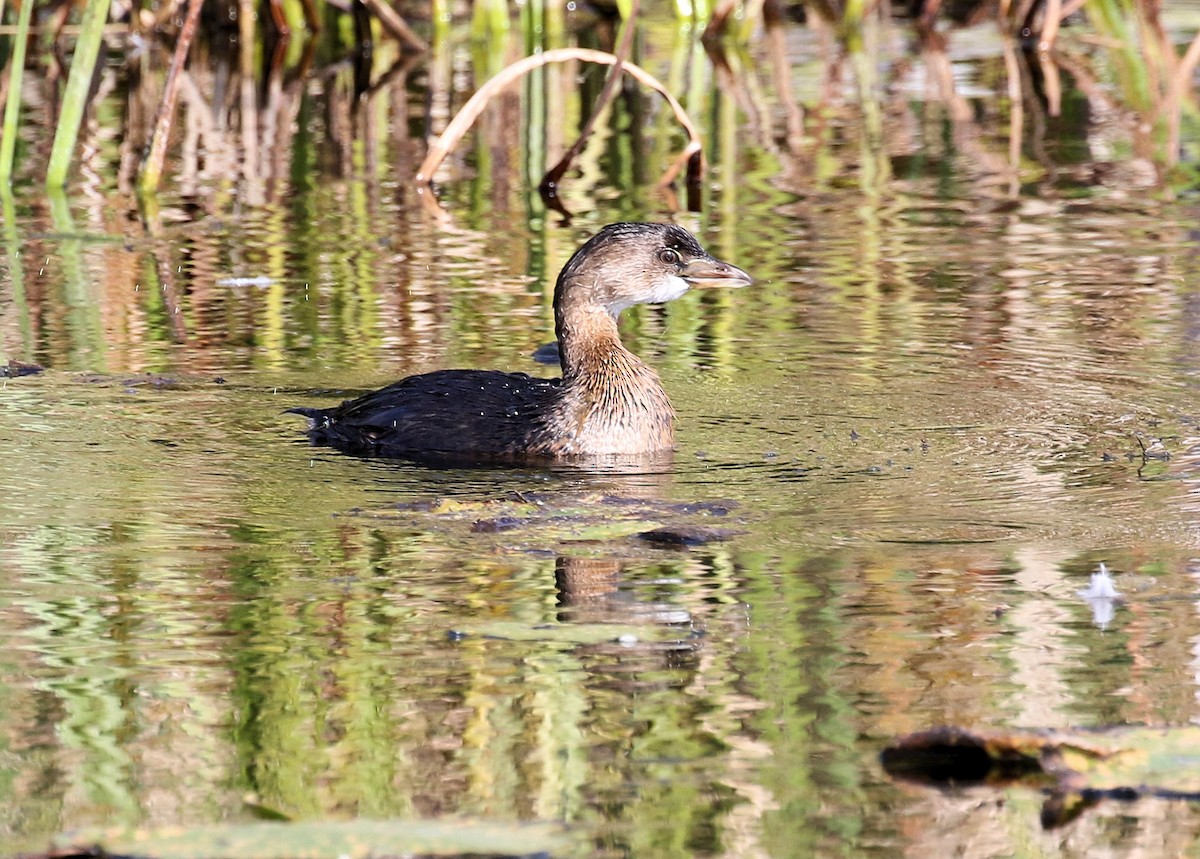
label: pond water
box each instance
[4,4,1200,856]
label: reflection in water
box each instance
[2,3,1200,857]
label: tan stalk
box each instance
[414,48,702,190]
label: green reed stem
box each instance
[841,0,868,51]
[0,185,32,359]
[0,0,34,183]
[1084,0,1151,110]
[470,0,509,41]
[46,0,113,188]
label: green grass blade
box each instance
[0,185,32,360]
[0,0,35,183]
[45,0,113,187]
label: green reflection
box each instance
[0,187,32,361]
[47,192,106,370]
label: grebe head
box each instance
[554,222,752,317]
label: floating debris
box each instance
[1,360,44,378]
[1078,562,1121,600]
[217,275,275,287]
[1077,562,1122,629]
[343,492,745,553]
[882,723,1200,828]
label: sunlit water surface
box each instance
[3,9,1200,857]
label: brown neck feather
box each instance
[555,298,628,380]
[544,284,675,456]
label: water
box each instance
[3,6,1200,856]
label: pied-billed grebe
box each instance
[290,222,751,460]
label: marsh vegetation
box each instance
[2,0,1200,857]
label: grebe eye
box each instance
[657,248,681,266]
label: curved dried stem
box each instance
[414,48,703,192]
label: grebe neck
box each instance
[555,300,637,380]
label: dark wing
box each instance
[291,369,559,457]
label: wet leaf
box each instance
[50,818,570,859]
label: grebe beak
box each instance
[681,256,753,289]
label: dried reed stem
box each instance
[704,0,740,42]
[415,48,702,189]
[1162,29,1200,166]
[359,0,426,53]
[139,0,204,193]
[539,0,640,200]
[1037,50,1062,116]
[1173,30,1200,101]
[1039,0,1062,50]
